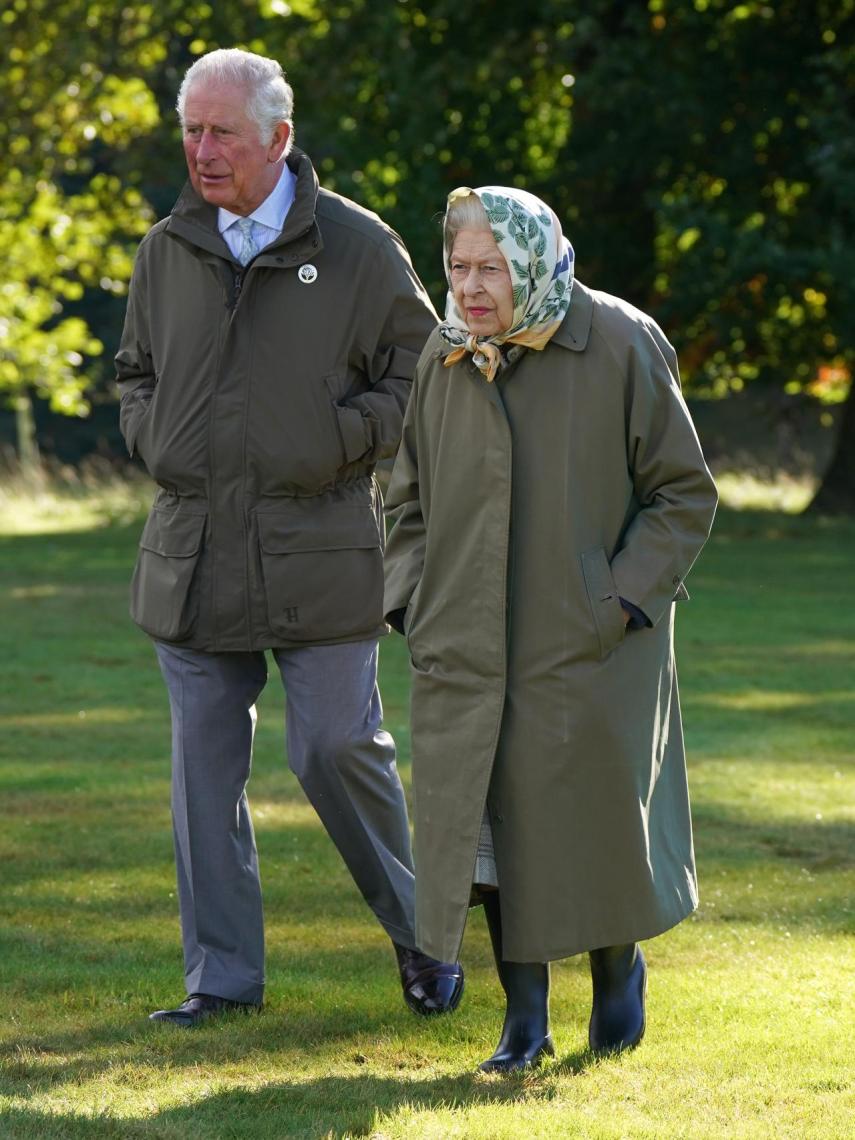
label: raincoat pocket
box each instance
[130,505,207,641]
[581,546,627,659]
[258,500,383,641]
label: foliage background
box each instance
[2,0,854,505]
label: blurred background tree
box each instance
[2,0,852,509]
[1,0,155,476]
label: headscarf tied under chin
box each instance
[439,186,574,382]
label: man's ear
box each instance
[269,122,290,162]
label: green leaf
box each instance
[483,194,510,223]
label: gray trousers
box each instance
[154,639,416,1004]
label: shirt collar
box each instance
[217,162,297,236]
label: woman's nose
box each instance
[463,269,483,295]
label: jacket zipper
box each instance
[231,269,244,317]
[226,263,254,645]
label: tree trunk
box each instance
[14,393,42,486]
[806,382,855,515]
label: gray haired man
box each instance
[116,48,463,1025]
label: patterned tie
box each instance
[236,217,258,266]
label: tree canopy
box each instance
[2,0,853,507]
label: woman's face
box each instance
[449,228,514,336]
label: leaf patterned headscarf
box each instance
[439,186,574,382]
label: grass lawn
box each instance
[0,488,852,1139]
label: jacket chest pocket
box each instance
[130,506,207,642]
[257,501,383,642]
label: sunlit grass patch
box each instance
[713,468,817,512]
[0,706,149,728]
[692,688,853,711]
[0,457,151,535]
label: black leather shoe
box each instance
[588,943,647,1053]
[393,943,464,1015]
[149,993,259,1027]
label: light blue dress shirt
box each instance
[218,162,297,260]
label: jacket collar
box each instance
[165,148,323,265]
[550,278,593,352]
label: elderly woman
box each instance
[383,186,717,1072]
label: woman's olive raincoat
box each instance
[384,280,718,962]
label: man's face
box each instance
[182,80,289,216]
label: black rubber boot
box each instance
[478,890,555,1073]
[588,942,647,1053]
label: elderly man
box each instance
[115,47,463,1026]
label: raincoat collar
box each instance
[550,279,592,352]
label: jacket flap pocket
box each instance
[258,503,380,554]
[139,508,206,558]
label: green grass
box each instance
[0,493,853,1139]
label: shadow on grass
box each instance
[693,797,854,868]
[0,1035,600,1139]
[1,792,851,1027]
